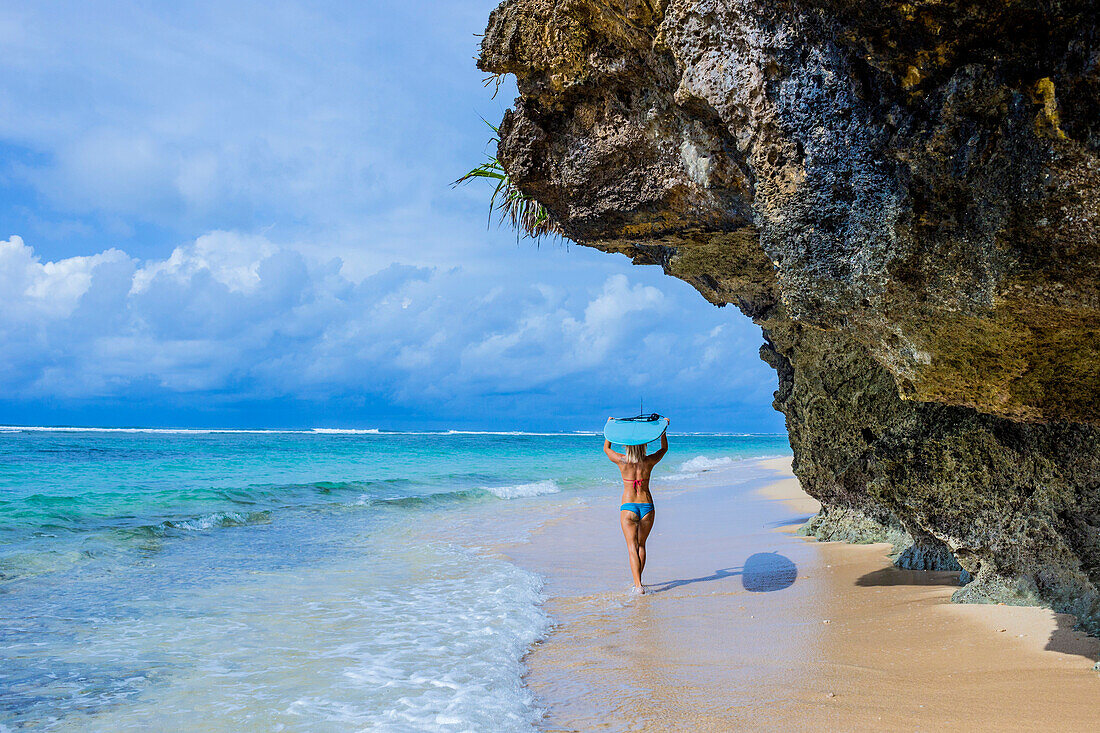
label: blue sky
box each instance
[0,0,783,432]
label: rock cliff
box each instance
[478,0,1100,631]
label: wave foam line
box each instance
[0,426,377,435]
[482,480,561,499]
[0,426,308,434]
[680,455,737,472]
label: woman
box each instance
[603,423,668,594]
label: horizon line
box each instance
[0,424,788,437]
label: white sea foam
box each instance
[309,428,381,434]
[0,426,298,434]
[329,546,551,731]
[484,480,561,499]
[679,455,737,472]
[660,454,789,483]
[0,426,381,434]
[656,454,741,482]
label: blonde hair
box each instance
[623,444,647,463]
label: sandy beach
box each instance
[503,457,1100,731]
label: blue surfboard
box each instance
[603,415,669,446]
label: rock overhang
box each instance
[477,0,1100,632]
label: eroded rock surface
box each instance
[479,0,1100,630]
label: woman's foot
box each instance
[631,584,645,595]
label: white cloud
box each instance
[0,234,778,419]
[131,231,278,294]
[563,274,666,365]
[0,235,133,319]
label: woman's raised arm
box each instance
[649,426,669,464]
[604,438,623,463]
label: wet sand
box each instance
[504,457,1100,731]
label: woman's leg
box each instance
[620,510,643,590]
[637,511,655,575]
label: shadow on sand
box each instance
[650,552,798,593]
[1044,615,1100,663]
[858,566,1100,664]
[855,566,962,587]
[764,514,816,529]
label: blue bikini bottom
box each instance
[620,502,654,519]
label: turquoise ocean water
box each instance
[0,428,789,731]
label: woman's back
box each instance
[607,433,667,503]
[618,459,655,503]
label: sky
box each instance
[0,0,784,433]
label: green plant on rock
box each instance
[454,120,562,242]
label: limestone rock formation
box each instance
[479,0,1100,630]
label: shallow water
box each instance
[0,428,789,730]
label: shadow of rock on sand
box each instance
[764,514,816,529]
[650,552,798,594]
[858,567,1100,665]
[856,567,962,587]
[1044,614,1100,663]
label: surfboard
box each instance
[603,414,669,446]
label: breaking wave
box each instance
[482,480,561,499]
[679,455,736,472]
